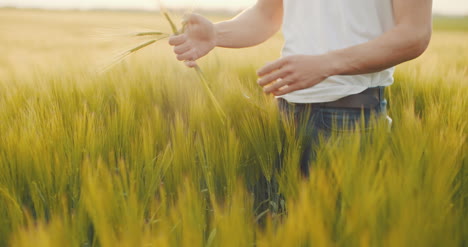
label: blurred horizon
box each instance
[1,0,468,16]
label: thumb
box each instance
[183,13,204,25]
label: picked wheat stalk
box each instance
[162,10,227,124]
[100,33,169,73]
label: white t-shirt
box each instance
[280,0,396,103]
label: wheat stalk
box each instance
[160,7,227,124]
[99,35,169,73]
[100,5,227,123]
[134,31,167,37]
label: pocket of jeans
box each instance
[319,108,374,133]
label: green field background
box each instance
[0,9,467,247]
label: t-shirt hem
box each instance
[277,86,369,104]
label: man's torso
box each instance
[280,0,396,103]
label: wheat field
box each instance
[0,9,467,247]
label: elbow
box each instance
[269,21,282,37]
[406,27,432,60]
[263,13,283,38]
[256,1,283,37]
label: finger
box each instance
[264,78,295,94]
[257,58,287,77]
[174,42,191,55]
[184,61,198,68]
[168,34,187,46]
[272,83,304,96]
[181,14,190,25]
[257,68,291,86]
[176,49,197,61]
[186,13,203,24]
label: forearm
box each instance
[326,0,432,77]
[214,3,283,48]
[326,25,432,77]
[256,0,433,96]
[257,24,432,96]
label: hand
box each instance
[168,13,217,68]
[257,54,336,96]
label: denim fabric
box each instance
[277,90,390,177]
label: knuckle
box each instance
[289,73,299,81]
[278,90,287,96]
[278,78,287,85]
[192,49,198,59]
[284,66,294,73]
[260,79,270,86]
[177,46,187,54]
[265,74,275,82]
[189,14,199,23]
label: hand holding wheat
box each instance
[99,8,227,124]
[169,14,217,68]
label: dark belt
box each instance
[321,86,385,109]
[284,86,385,109]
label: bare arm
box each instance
[215,0,283,48]
[258,0,433,96]
[327,0,433,76]
[169,0,283,66]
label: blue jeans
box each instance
[277,92,390,177]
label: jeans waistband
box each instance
[280,86,385,110]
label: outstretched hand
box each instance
[257,54,336,96]
[168,13,217,68]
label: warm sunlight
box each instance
[0,0,466,245]
[1,0,468,15]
